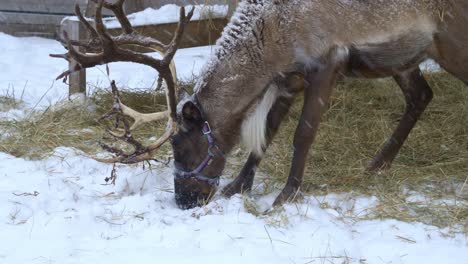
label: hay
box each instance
[0,72,466,232]
[259,72,467,232]
[0,87,170,159]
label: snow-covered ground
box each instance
[1,148,466,264]
[0,33,466,264]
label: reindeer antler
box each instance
[51,0,194,163]
[96,81,173,164]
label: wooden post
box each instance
[227,0,238,19]
[124,0,145,14]
[85,0,97,17]
[61,18,87,97]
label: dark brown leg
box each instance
[222,152,261,196]
[368,68,433,171]
[222,93,296,197]
[273,65,339,206]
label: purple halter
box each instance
[173,121,223,186]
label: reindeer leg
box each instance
[368,68,433,171]
[222,153,261,197]
[273,65,339,207]
[222,94,295,197]
[223,73,305,197]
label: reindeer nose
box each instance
[174,178,212,209]
[175,190,206,209]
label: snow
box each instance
[62,4,228,28]
[104,4,228,28]
[1,148,466,264]
[0,32,214,116]
[0,33,466,264]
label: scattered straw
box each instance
[0,72,466,233]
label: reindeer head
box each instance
[50,1,217,209]
[171,91,226,209]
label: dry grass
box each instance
[258,72,467,233]
[0,96,21,112]
[0,86,24,112]
[0,72,466,232]
[0,87,170,159]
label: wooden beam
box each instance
[227,0,238,19]
[0,0,88,14]
[124,0,146,14]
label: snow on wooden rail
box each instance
[103,4,229,28]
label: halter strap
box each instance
[173,121,223,186]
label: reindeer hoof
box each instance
[273,185,301,207]
[222,177,253,197]
[366,158,392,172]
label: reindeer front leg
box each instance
[273,64,340,206]
[223,74,304,197]
[223,94,295,196]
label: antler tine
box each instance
[155,6,195,121]
[75,4,99,40]
[163,7,195,65]
[99,81,168,134]
[51,19,163,81]
[50,31,99,81]
[56,31,105,80]
[55,4,103,53]
[107,0,133,34]
[97,123,174,164]
[89,0,167,51]
[90,0,132,34]
[99,80,123,122]
[98,105,174,165]
[49,53,70,61]
[99,117,147,164]
[94,0,115,47]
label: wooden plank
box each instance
[0,0,87,14]
[0,1,113,38]
[227,0,238,18]
[0,23,57,38]
[0,11,63,37]
[0,11,63,25]
[0,0,233,38]
[124,0,146,14]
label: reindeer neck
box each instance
[193,0,286,153]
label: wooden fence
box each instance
[0,0,235,38]
[0,0,90,38]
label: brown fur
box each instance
[172,0,468,209]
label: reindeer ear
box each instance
[182,101,202,123]
[177,88,191,102]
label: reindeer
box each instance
[53,0,467,209]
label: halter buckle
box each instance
[202,121,212,135]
